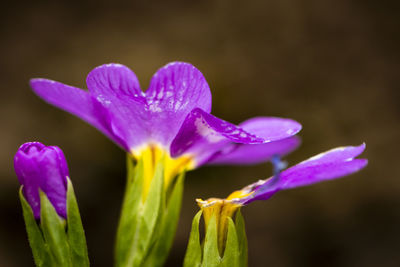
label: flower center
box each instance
[133,144,194,201]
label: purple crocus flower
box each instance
[196,144,368,250]
[30,62,301,180]
[14,142,69,219]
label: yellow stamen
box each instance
[132,144,194,201]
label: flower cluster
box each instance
[13,61,367,267]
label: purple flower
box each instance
[199,144,367,208]
[30,62,301,172]
[14,142,69,219]
[197,144,368,249]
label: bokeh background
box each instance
[1,1,399,266]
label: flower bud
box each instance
[14,142,68,219]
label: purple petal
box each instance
[36,147,68,218]
[51,146,70,186]
[14,146,43,218]
[238,117,302,140]
[30,78,128,149]
[294,143,366,168]
[31,79,105,133]
[172,112,302,166]
[280,159,368,190]
[207,116,301,165]
[242,144,368,204]
[86,64,150,150]
[32,63,213,151]
[145,62,212,146]
[170,108,267,165]
[86,63,142,98]
[208,136,300,165]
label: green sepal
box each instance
[142,172,186,267]
[183,209,248,267]
[19,188,52,267]
[131,159,164,265]
[220,218,239,267]
[183,210,203,267]
[66,178,90,267]
[115,155,164,267]
[39,191,71,267]
[235,210,248,267]
[202,214,221,267]
[115,156,145,266]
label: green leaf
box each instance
[235,210,248,267]
[220,218,239,267]
[114,156,145,266]
[183,210,203,267]
[142,172,186,267]
[19,188,52,267]
[40,191,71,267]
[202,214,221,267]
[66,178,90,267]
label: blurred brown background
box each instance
[1,0,399,266]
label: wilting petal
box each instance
[146,62,212,146]
[242,144,367,204]
[171,108,268,165]
[208,136,300,165]
[86,64,150,150]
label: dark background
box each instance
[1,1,399,266]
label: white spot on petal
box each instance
[195,117,225,143]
